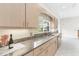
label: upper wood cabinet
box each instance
[55,18,58,29]
[0,3,25,28]
[26,3,40,28]
[50,16,58,32]
[0,3,58,29]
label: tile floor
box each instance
[55,36,79,56]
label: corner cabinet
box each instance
[0,3,25,28]
[26,3,40,28]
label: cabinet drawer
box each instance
[34,45,44,55]
[34,41,49,56]
[24,51,33,56]
[43,41,50,49]
[50,37,57,44]
[50,38,55,44]
[38,49,49,56]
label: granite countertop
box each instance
[0,33,60,56]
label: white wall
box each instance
[61,7,79,18]
[61,17,79,38]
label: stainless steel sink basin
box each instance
[0,43,25,56]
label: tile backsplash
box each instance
[0,29,30,40]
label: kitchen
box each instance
[0,3,61,56]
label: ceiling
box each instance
[39,3,79,18]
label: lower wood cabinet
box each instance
[34,37,58,56]
[47,37,57,56]
[33,40,49,56]
[38,48,49,56]
[25,36,60,56]
[24,51,33,56]
[57,34,61,49]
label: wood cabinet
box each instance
[0,3,25,28]
[34,37,58,56]
[50,17,58,32]
[39,7,52,17]
[26,3,57,29]
[57,34,61,48]
[24,35,60,56]
[26,3,40,28]
[34,45,44,56]
[39,48,49,56]
[47,37,57,56]
[54,18,58,29]
[50,18,55,31]
[0,3,57,29]
[24,51,33,56]
[34,41,49,56]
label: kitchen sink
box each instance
[0,43,25,56]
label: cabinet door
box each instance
[54,18,58,29]
[38,49,49,56]
[50,18,55,31]
[57,34,61,48]
[34,44,45,56]
[0,3,25,28]
[48,38,58,56]
[47,43,54,56]
[52,40,57,55]
[26,3,40,28]
[52,38,57,55]
[24,51,34,56]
